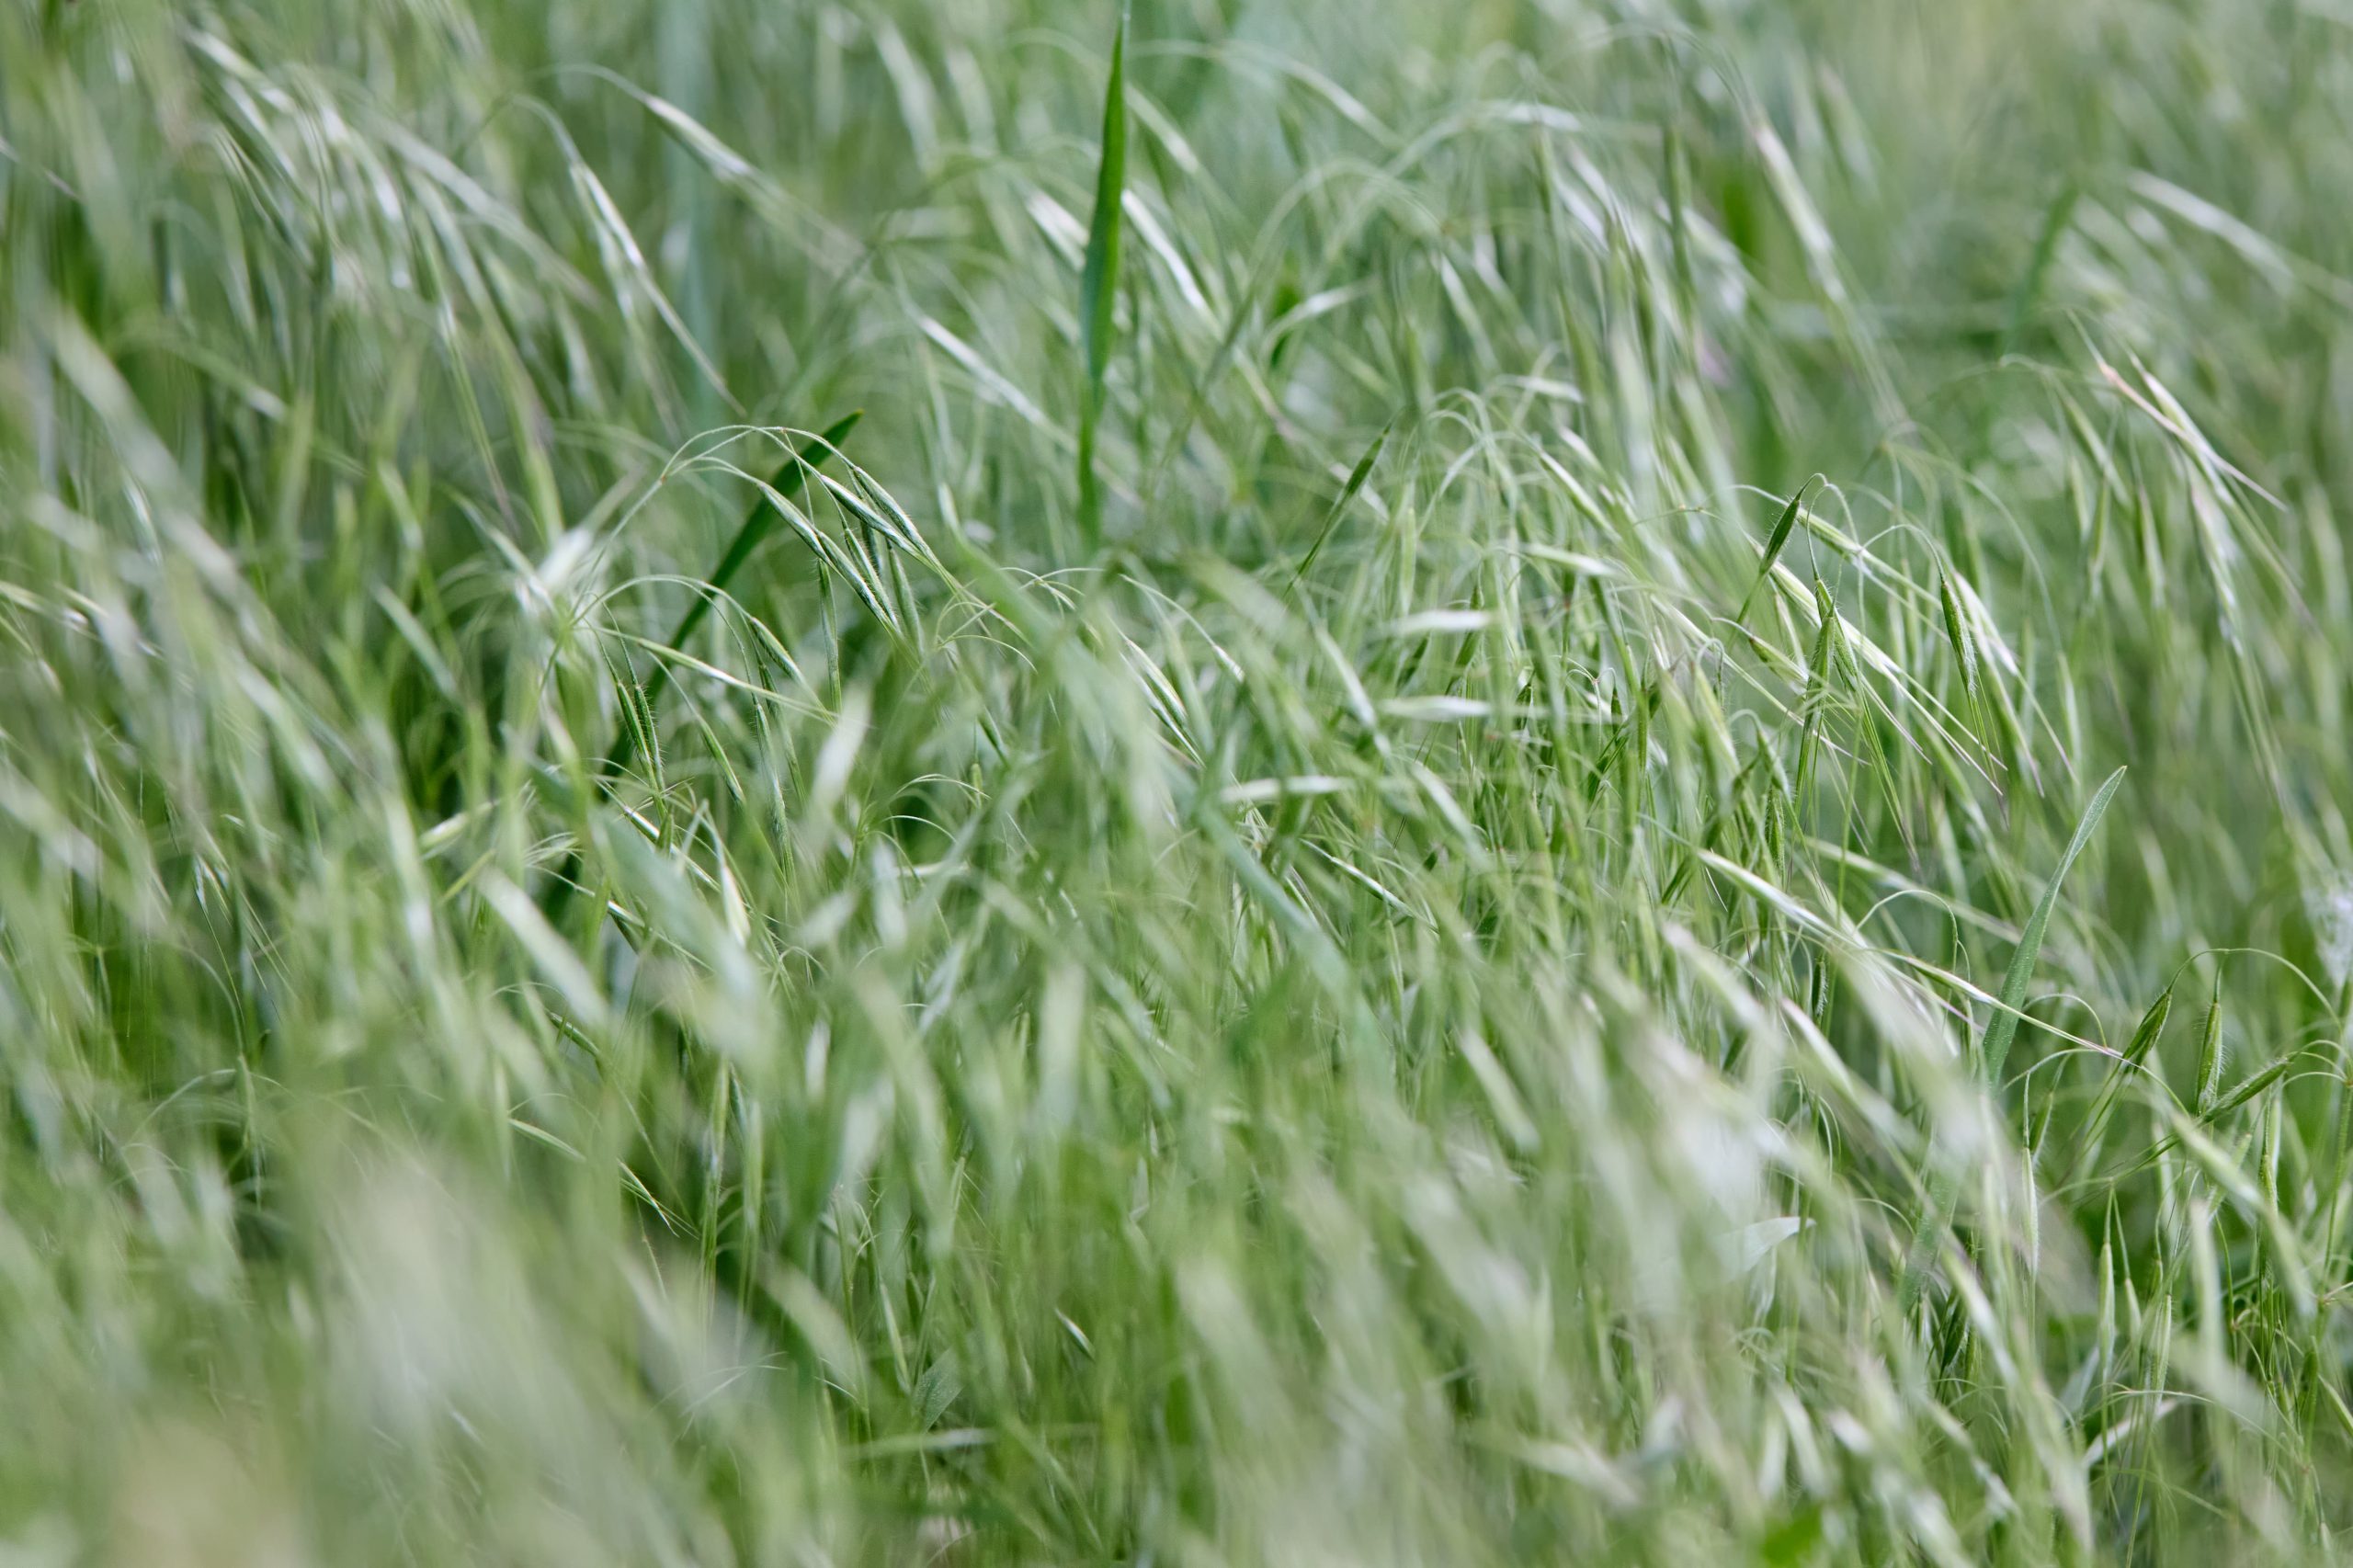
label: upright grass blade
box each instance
[1900,766,2126,1311]
[1736,474,1820,623]
[1664,123,1697,323]
[1075,2,1131,554]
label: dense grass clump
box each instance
[9,0,2353,1561]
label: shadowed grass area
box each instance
[6,0,2353,1562]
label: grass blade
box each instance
[1075,2,1131,552]
[541,414,859,927]
[1979,767,2127,1089]
[1901,766,2125,1310]
[2001,182,2079,356]
[606,412,863,780]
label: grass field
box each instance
[7,0,2353,1562]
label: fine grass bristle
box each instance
[5,1,2353,1563]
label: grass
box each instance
[5,0,2353,1562]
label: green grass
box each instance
[6,0,2353,1562]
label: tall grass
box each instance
[6,0,2353,1562]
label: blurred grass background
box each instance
[7,0,2353,1562]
